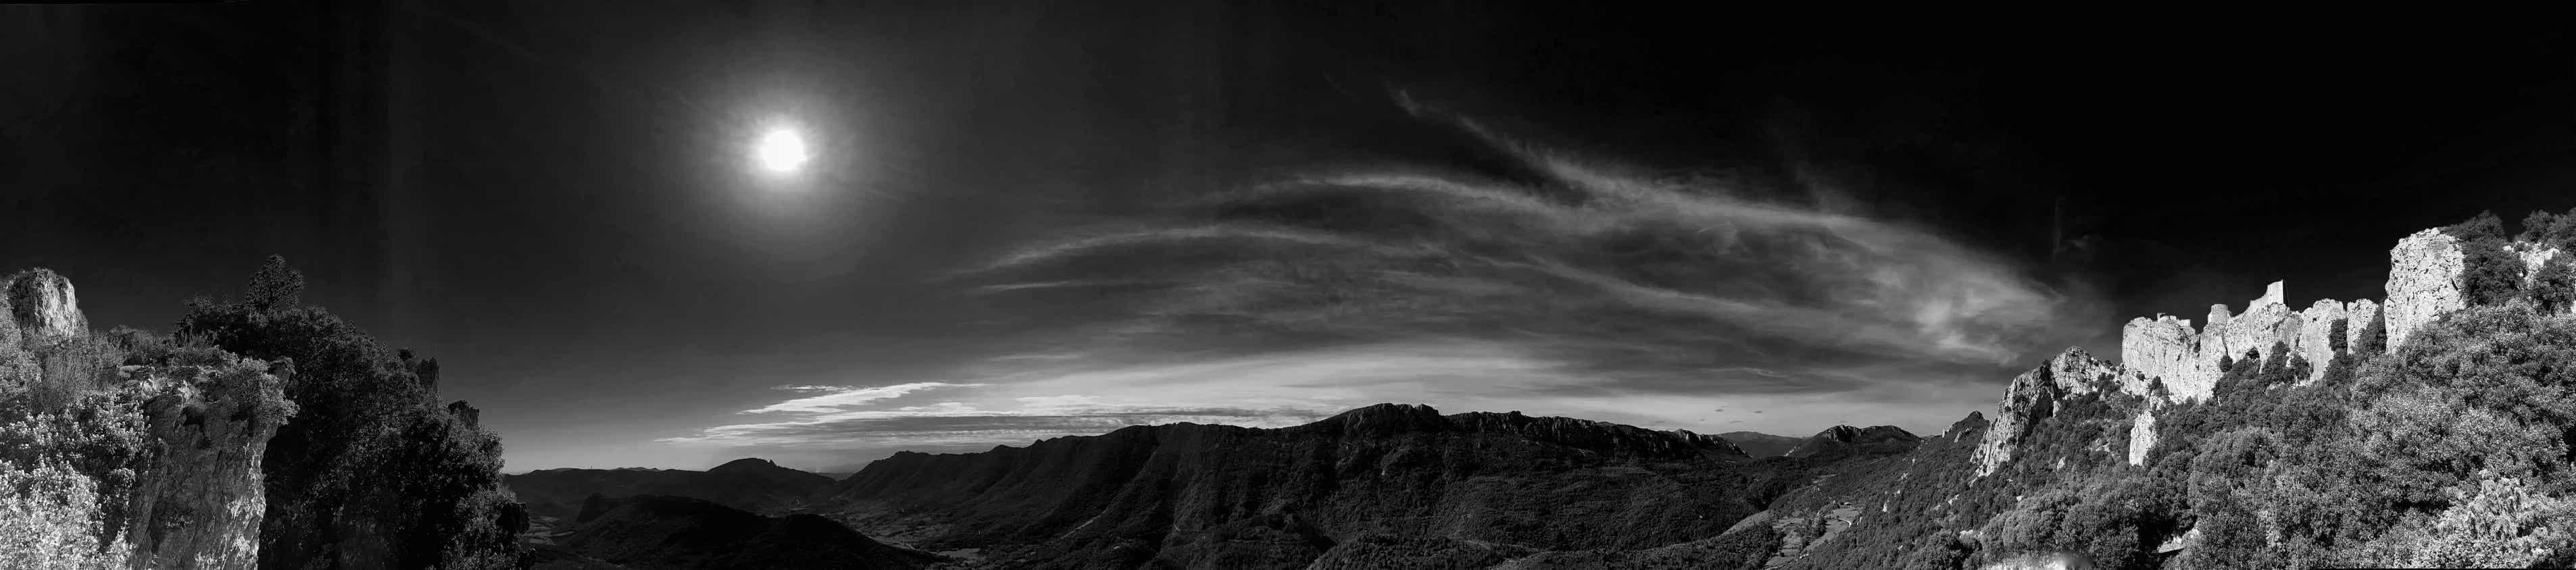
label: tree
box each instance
[0,461,130,569]
[2521,210,2560,243]
[2444,210,2506,242]
[245,255,303,313]
[2446,210,2532,307]
[2358,471,2576,568]
[2529,256,2576,313]
[177,257,518,569]
[2349,309,2387,356]
[2544,207,2576,249]
[2458,236,2525,307]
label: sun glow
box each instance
[753,126,810,175]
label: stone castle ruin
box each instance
[1973,227,2567,477]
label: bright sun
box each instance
[753,127,810,175]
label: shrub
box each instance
[2458,236,2525,307]
[2542,207,2576,249]
[0,461,130,569]
[2356,471,2576,568]
[2444,210,2507,242]
[2529,255,2576,313]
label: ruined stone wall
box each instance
[2115,282,2317,403]
[2294,299,2346,383]
[1993,226,2565,475]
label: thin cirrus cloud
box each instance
[666,103,2107,463]
[737,382,987,414]
[956,104,2106,392]
[663,387,1340,451]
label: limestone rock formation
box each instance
[1996,224,2562,476]
[5,269,89,346]
[2517,244,2562,286]
[2125,409,2156,467]
[2384,228,2466,350]
[0,268,295,569]
[2117,281,2385,401]
[1971,348,2119,477]
[122,355,297,569]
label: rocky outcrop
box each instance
[2384,228,2467,350]
[2109,228,2562,402]
[122,355,296,569]
[2126,409,2157,467]
[2119,282,2308,403]
[2004,225,2561,475]
[1973,348,2119,477]
[5,269,89,346]
[0,268,295,569]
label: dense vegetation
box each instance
[175,257,524,569]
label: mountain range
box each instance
[15,216,2576,568]
[511,408,1921,569]
[496,213,2576,569]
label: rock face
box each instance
[2118,282,2308,403]
[122,355,296,569]
[2110,228,2555,403]
[5,269,89,346]
[0,268,294,569]
[2384,228,2467,351]
[2126,409,2158,467]
[1972,348,2121,477]
[821,403,1772,569]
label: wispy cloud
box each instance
[667,102,2105,463]
[956,101,2104,398]
[665,381,1337,450]
[738,382,986,414]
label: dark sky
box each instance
[8,3,2575,471]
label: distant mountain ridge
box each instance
[528,494,945,570]
[506,457,836,525]
[807,403,1917,569]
